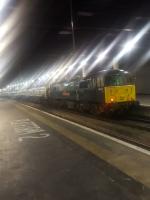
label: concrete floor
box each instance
[0,99,149,200]
[138,94,150,107]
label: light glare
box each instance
[122,40,135,53]
[97,52,106,62]
[0,0,9,11]
[115,22,150,61]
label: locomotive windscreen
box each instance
[104,73,132,86]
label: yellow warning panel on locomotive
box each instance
[104,85,136,103]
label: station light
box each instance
[96,52,107,62]
[115,22,150,61]
[0,0,9,11]
[0,23,9,40]
[0,40,8,53]
[80,59,87,67]
[122,40,136,54]
[86,38,119,74]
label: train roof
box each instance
[86,68,130,78]
[51,68,130,85]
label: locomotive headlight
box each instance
[110,97,114,102]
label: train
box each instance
[3,68,138,114]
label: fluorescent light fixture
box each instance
[0,0,9,11]
[122,40,136,53]
[77,11,94,16]
[116,22,150,60]
[80,59,87,67]
[97,52,107,62]
[59,30,72,35]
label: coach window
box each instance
[87,80,92,89]
[92,78,97,88]
[79,81,88,88]
[97,77,102,88]
[53,86,57,91]
[68,82,74,91]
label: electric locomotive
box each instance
[48,68,137,113]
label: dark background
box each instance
[1,0,150,93]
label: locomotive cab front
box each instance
[103,69,137,110]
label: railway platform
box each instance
[0,99,149,199]
[138,94,150,107]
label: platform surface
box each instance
[138,94,150,107]
[0,99,149,200]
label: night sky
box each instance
[1,0,150,87]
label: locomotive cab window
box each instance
[104,73,132,86]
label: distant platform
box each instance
[138,94,150,107]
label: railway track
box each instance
[128,115,150,124]
[102,128,150,151]
[118,116,150,132]
[20,101,150,151]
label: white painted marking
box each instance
[21,104,150,156]
[11,118,50,141]
[18,133,50,142]
[140,103,150,108]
